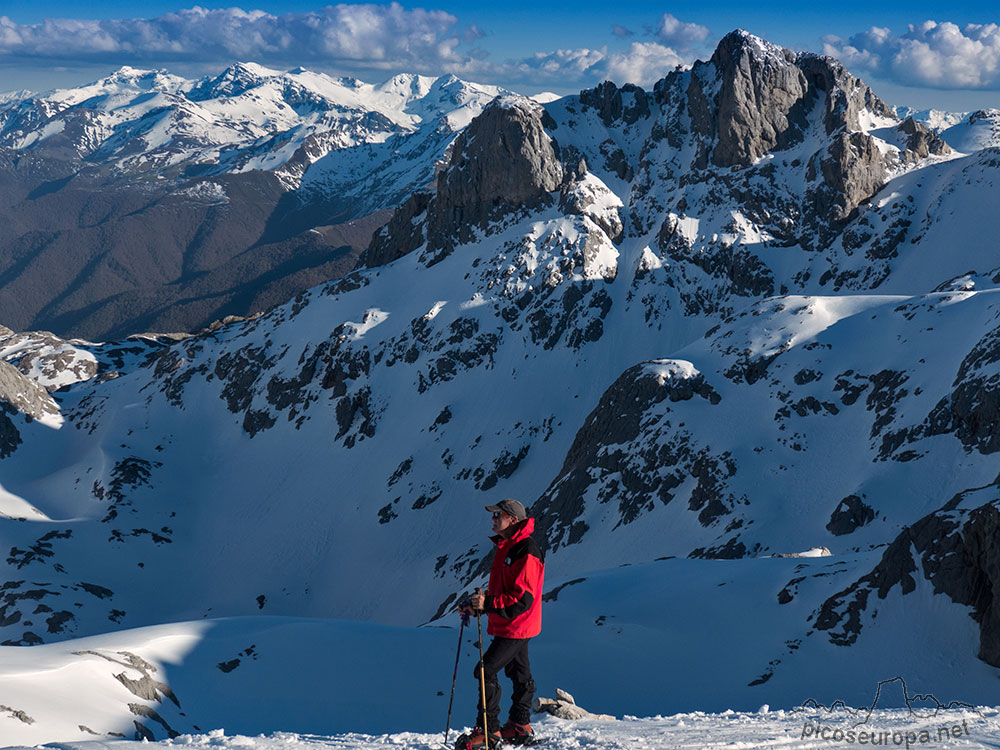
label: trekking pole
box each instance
[444,609,469,746]
[475,587,488,740]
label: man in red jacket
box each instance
[460,498,544,748]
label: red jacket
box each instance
[483,517,545,639]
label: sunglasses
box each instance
[492,511,515,520]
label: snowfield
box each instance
[0,555,994,746]
[6,709,999,750]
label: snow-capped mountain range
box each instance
[0,64,508,340]
[0,62,504,188]
[1,29,1000,744]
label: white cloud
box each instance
[0,5,702,92]
[649,14,710,50]
[0,4,473,71]
[486,41,686,88]
[824,21,1000,89]
[605,42,686,85]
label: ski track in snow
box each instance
[13,710,1000,750]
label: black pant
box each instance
[472,636,534,732]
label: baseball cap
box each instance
[485,498,527,520]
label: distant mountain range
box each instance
[0,64,508,339]
[1,29,999,742]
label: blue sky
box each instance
[1,2,999,111]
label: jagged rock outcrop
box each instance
[826,495,876,536]
[363,96,565,268]
[687,30,894,170]
[648,29,900,240]
[359,192,432,268]
[580,81,651,127]
[533,360,727,552]
[0,359,59,424]
[435,97,563,231]
[814,494,1000,667]
[0,358,61,458]
[921,324,1000,454]
[808,131,887,227]
[897,118,952,164]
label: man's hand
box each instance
[457,592,487,616]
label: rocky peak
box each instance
[187,62,280,101]
[362,95,565,268]
[579,81,651,127]
[435,96,563,225]
[685,30,896,169]
[970,108,1000,124]
[795,54,895,134]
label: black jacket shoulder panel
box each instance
[507,536,544,564]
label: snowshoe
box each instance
[454,727,502,750]
[500,722,539,746]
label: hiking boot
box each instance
[456,727,502,750]
[500,721,535,745]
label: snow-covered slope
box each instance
[0,592,996,745]
[940,109,1000,152]
[1,29,999,743]
[894,106,967,133]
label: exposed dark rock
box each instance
[217,659,240,673]
[74,650,180,706]
[45,610,74,633]
[814,495,1000,666]
[477,445,530,492]
[359,191,431,268]
[93,457,162,521]
[7,529,72,568]
[687,30,893,170]
[702,31,806,167]
[826,495,876,536]
[810,132,887,226]
[897,118,952,163]
[362,97,564,269]
[579,82,650,127]
[129,703,180,740]
[0,359,60,423]
[541,577,587,602]
[0,403,21,459]
[0,705,34,724]
[533,361,726,551]
[923,327,1000,455]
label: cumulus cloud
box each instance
[0,4,474,70]
[605,42,685,84]
[648,13,710,50]
[0,5,705,91]
[824,21,1000,89]
[490,41,685,88]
